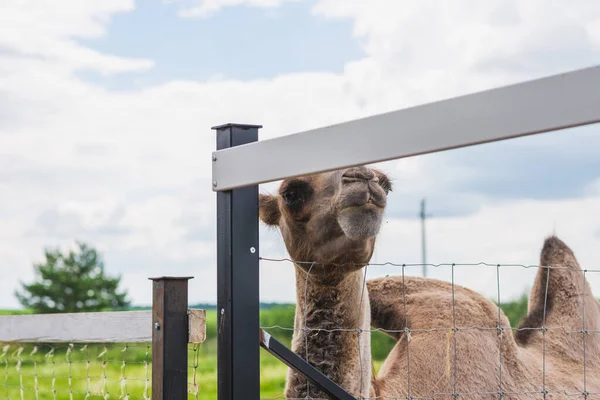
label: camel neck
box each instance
[284,264,372,398]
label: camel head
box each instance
[259,165,392,272]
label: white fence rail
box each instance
[0,309,206,343]
[212,64,600,191]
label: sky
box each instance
[1,0,600,309]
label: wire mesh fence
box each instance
[0,342,206,400]
[0,342,151,399]
[259,256,600,400]
[0,277,207,400]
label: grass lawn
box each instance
[0,309,297,399]
[1,342,381,399]
[0,341,292,399]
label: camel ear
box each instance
[259,194,281,226]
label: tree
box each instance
[15,242,130,313]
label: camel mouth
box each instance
[337,204,383,240]
[365,199,385,208]
[341,199,385,211]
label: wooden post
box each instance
[150,276,193,400]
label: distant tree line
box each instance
[15,242,130,313]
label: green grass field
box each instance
[0,298,529,399]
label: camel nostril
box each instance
[342,167,378,183]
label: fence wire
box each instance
[0,342,150,400]
[0,343,204,400]
[259,257,600,400]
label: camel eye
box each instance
[281,180,312,212]
[282,189,301,204]
[378,176,392,194]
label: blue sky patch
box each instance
[77,0,362,90]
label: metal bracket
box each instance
[259,329,356,400]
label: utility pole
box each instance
[420,198,428,278]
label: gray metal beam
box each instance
[212,65,600,191]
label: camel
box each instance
[259,165,600,399]
[368,235,600,399]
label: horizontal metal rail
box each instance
[212,64,600,191]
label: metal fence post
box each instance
[150,276,193,400]
[213,123,261,400]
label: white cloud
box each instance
[0,0,153,74]
[1,0,600,308]
[169,0,300,18]
[311,0,600,111]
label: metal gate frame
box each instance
[212,65,600,400]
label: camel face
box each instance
[259,165,392,269]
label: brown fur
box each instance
[369,236,600,399]
[260,165,600,399]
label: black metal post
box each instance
[150,276,193,400]
[213,123,262,400]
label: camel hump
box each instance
[515,235,598,346]
[367,276,514,342]
[540,235,579,269]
